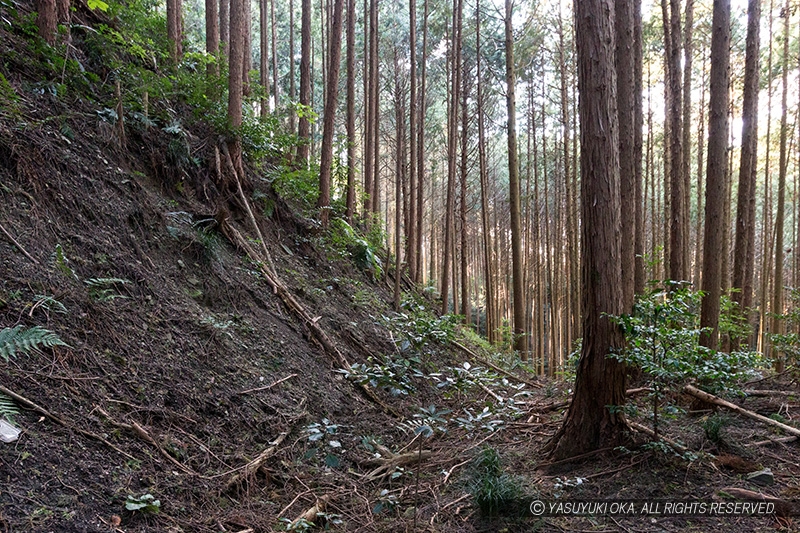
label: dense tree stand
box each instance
[545,0,628,460]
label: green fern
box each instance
[0,325,68,362]
[84,278,130,301]
[0,393,19,420]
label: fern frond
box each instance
[84,277,130,288]
[0,393,19,419]
[0,325,69,362]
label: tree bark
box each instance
[633,0,645,293]
[616,0,635,311]
[505,0,526,357]
[731,0,760,347]
[407,0,418,284]
[415,0,429,282]
[167,0,182,63]
[668,0,684,282]
[226,0,245,180]
[548,0,626,460]
[344,0,356,222]
[206,0,220,77]
[35,0,56,44]
[317,0,344,226]
[220,0,229,57]
[700,0,731,349]
[260,0,270,118]
[297,0,312,164]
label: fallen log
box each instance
[627,420,688,454]
[718,487,796,517]
[683,385,800,438]
[363,449,432,482]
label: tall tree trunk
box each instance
[459,52,470,325]
[771,0,791,372]
[758,0,774,356]
[270,0,279,106]
[616,0,635,311]
[344,0,356,221]
[227,0,245,177]
[206,0,220,78]
[700,0,731,350]
[505,0,526,357]
[731,0,760,347]
[167,0,182,63]
[260,0,270,118]
[633,0,645,293]
[441,0,461,315]
[548,0,626,460]
[220,0,229,57]
[407,0,418,283]
[317,0,344,227]
[477,0,494,344]
[682,0,693,281]
[694,48,707,286]
[393,49,405,311]
[242,0,250,93]
[415,0,429,282]
[668,0,684,281]
[289,0,296,133]
[297,0,312,164]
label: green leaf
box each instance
[0,325,68,362]
[87,0,109,11]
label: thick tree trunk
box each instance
[167,0,182,63]
[270,0,279,106]
[699,0,731,349]
[548,0,626,460]
[289,0,295,133]
[633,0,645,294]
[668,0,684,282]
[682,0,694,282]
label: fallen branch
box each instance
[288,494,333,529]
[0,222,39,264]
[238,373,298,395]
[224,431,289,491]
[216,167,400,418]
[95,406,196,475]
[683,384,800,438]
[718,487,797,517]
[743,390,798,397]
[451,340,542,389]
[363,449,432,482]
[749,435,797,447]
[627,421,688,454]
[0,384,135,461]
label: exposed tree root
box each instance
[362,445,432,482]
[288,494,333,529]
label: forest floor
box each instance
[2,3,800,532]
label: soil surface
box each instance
[1,3,799,532]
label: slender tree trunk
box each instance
[260,0,270,118]
[220,0,229,57]
[415,0,429,282]
[297,0,312,164]
[242,0,250,93]
[548,0,626,459]
[167,0,182,63]
[317,0,344,227]
[759,0,774,356]
[344,0,356,221]
[289,0,296,133]
[407,0,418,283]
[634,0,645,294]
[732,0,760,347]
[682,0,693,280]
[616,0,635,311]
[771,0,791,372]
[393,49,405,311]
[459,53,470,325]
[441,0,460,315]
[505,0,526,357]
[227,0,245,177]
[206,0,220,77]
[668,0,685,281]
[694,48,708,287]
[700,0,731,349]
[270,0,279,106]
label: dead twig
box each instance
[238,373,298,395]
[0,384,136,461]
[95,406,196,475]
[224,431,289,491]
[627,420,688,454]
[452,340,542,389]
[288,494,333,529]
[0,222,39,264]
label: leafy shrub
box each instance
[468,447,522,517]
